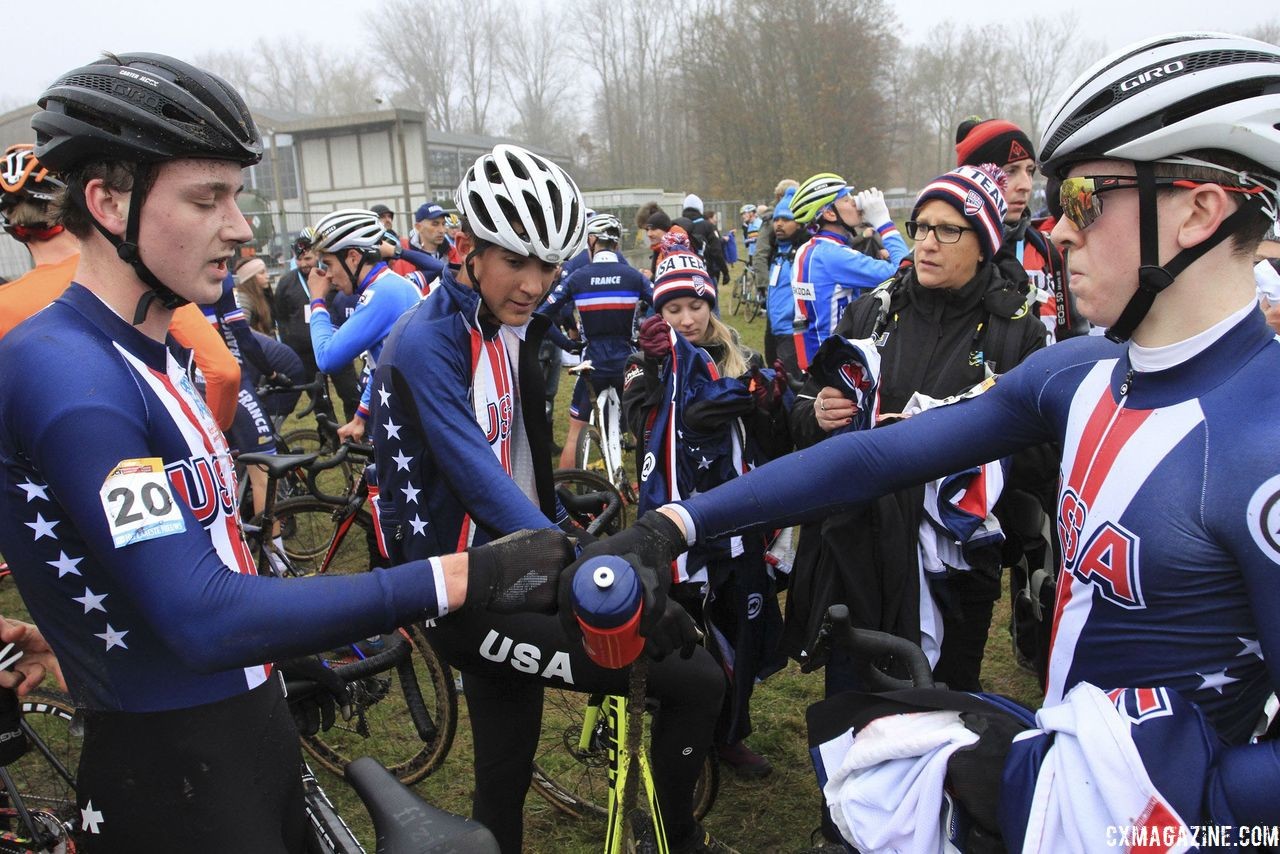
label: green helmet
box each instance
[791,172,850,225]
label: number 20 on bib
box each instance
[100,457,186,548]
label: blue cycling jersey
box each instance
[0,285,447,712]
[309,262,421,419]
[676,305,1280,820]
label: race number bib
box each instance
[100,458,186,548]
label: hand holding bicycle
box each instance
[466,528,576,614]
[280,655,354,736]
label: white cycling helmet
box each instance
[739,203,756,215]
[454,144,586,264]
[1039,32,1280,343]
[312,209,385,254]
[1040,32,1280,186]
[585,213,622,242]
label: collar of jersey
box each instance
[356,262,391,297]
[63,283,170,370]
[814,230,851,246]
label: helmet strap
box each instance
[1106,162,1255,343]
[338,250,367,297]
[68,180,191,325]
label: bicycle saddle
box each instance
[345,756,500,853]
[237,451,320,479]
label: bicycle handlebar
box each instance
[804,604,936,691]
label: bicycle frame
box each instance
[597,662,670,854]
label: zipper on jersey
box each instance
[1118,367,1135,400]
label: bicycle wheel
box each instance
[574,424,607,478]
[530,688,718,821]
[10,691,81,829]
[729,273,747,317]
[272,496,375,574]
[554,467,631,535]
[746,287,763,323]
[302,624,457,785]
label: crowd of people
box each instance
[0,31,1276,853]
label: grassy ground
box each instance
[0,269,1043,851]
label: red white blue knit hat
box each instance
[653,232,717,311]
[910,164,1008,260]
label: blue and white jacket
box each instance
[371,270,566,561]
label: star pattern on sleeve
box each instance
[409,516,428,536]
[377,384,392,407]
[47,551,83,578]
[94,624,129,652]
[72,588,108,614]
[80,801,104,834]
[401,484,420,505]
[25,513,58,540]
[383,417,402,440]
[17,479,49,502]
[391,450,412,472]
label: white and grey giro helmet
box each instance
[1039,32,1280,192]
[1039,32,1280,343]
[312,209,386,254]
[454,144,586,264]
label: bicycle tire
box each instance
[302,623,457,785]
[271,497,376,574]
[574,424,607,479]
[729,273,747,317]
[11,691,81,831]
[553,468,631,534]
[746,287,763,323]
[530,687,718,822]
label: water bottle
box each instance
[572,555,644,669]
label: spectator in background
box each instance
[753,179,798,364]
[371,203,398,240]
[766,188,806,379]
[273,228,360,426]
[386,202,449,294]
[705,210,729,285]
[789,172,908,370]
[644,207,673,277]
[740,203,762,262]
[955,117,1085,342]
[233,256,274,336]
[674,193,726,282]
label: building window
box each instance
[248,143,300,201]
[429,149,459,188]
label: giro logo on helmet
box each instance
[1119,60,1186,92]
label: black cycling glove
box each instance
[279,655,351,737]
[946,710,1029,834]
[466,528,575,614]
[557,510,688,644]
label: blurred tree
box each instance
[198,40,380,116]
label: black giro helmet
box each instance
[32,52,263,172]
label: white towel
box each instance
[823,710,978,853]
[1021,684,1192,854]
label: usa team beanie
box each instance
[911,164,1009,260]
[653,232,717,312]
